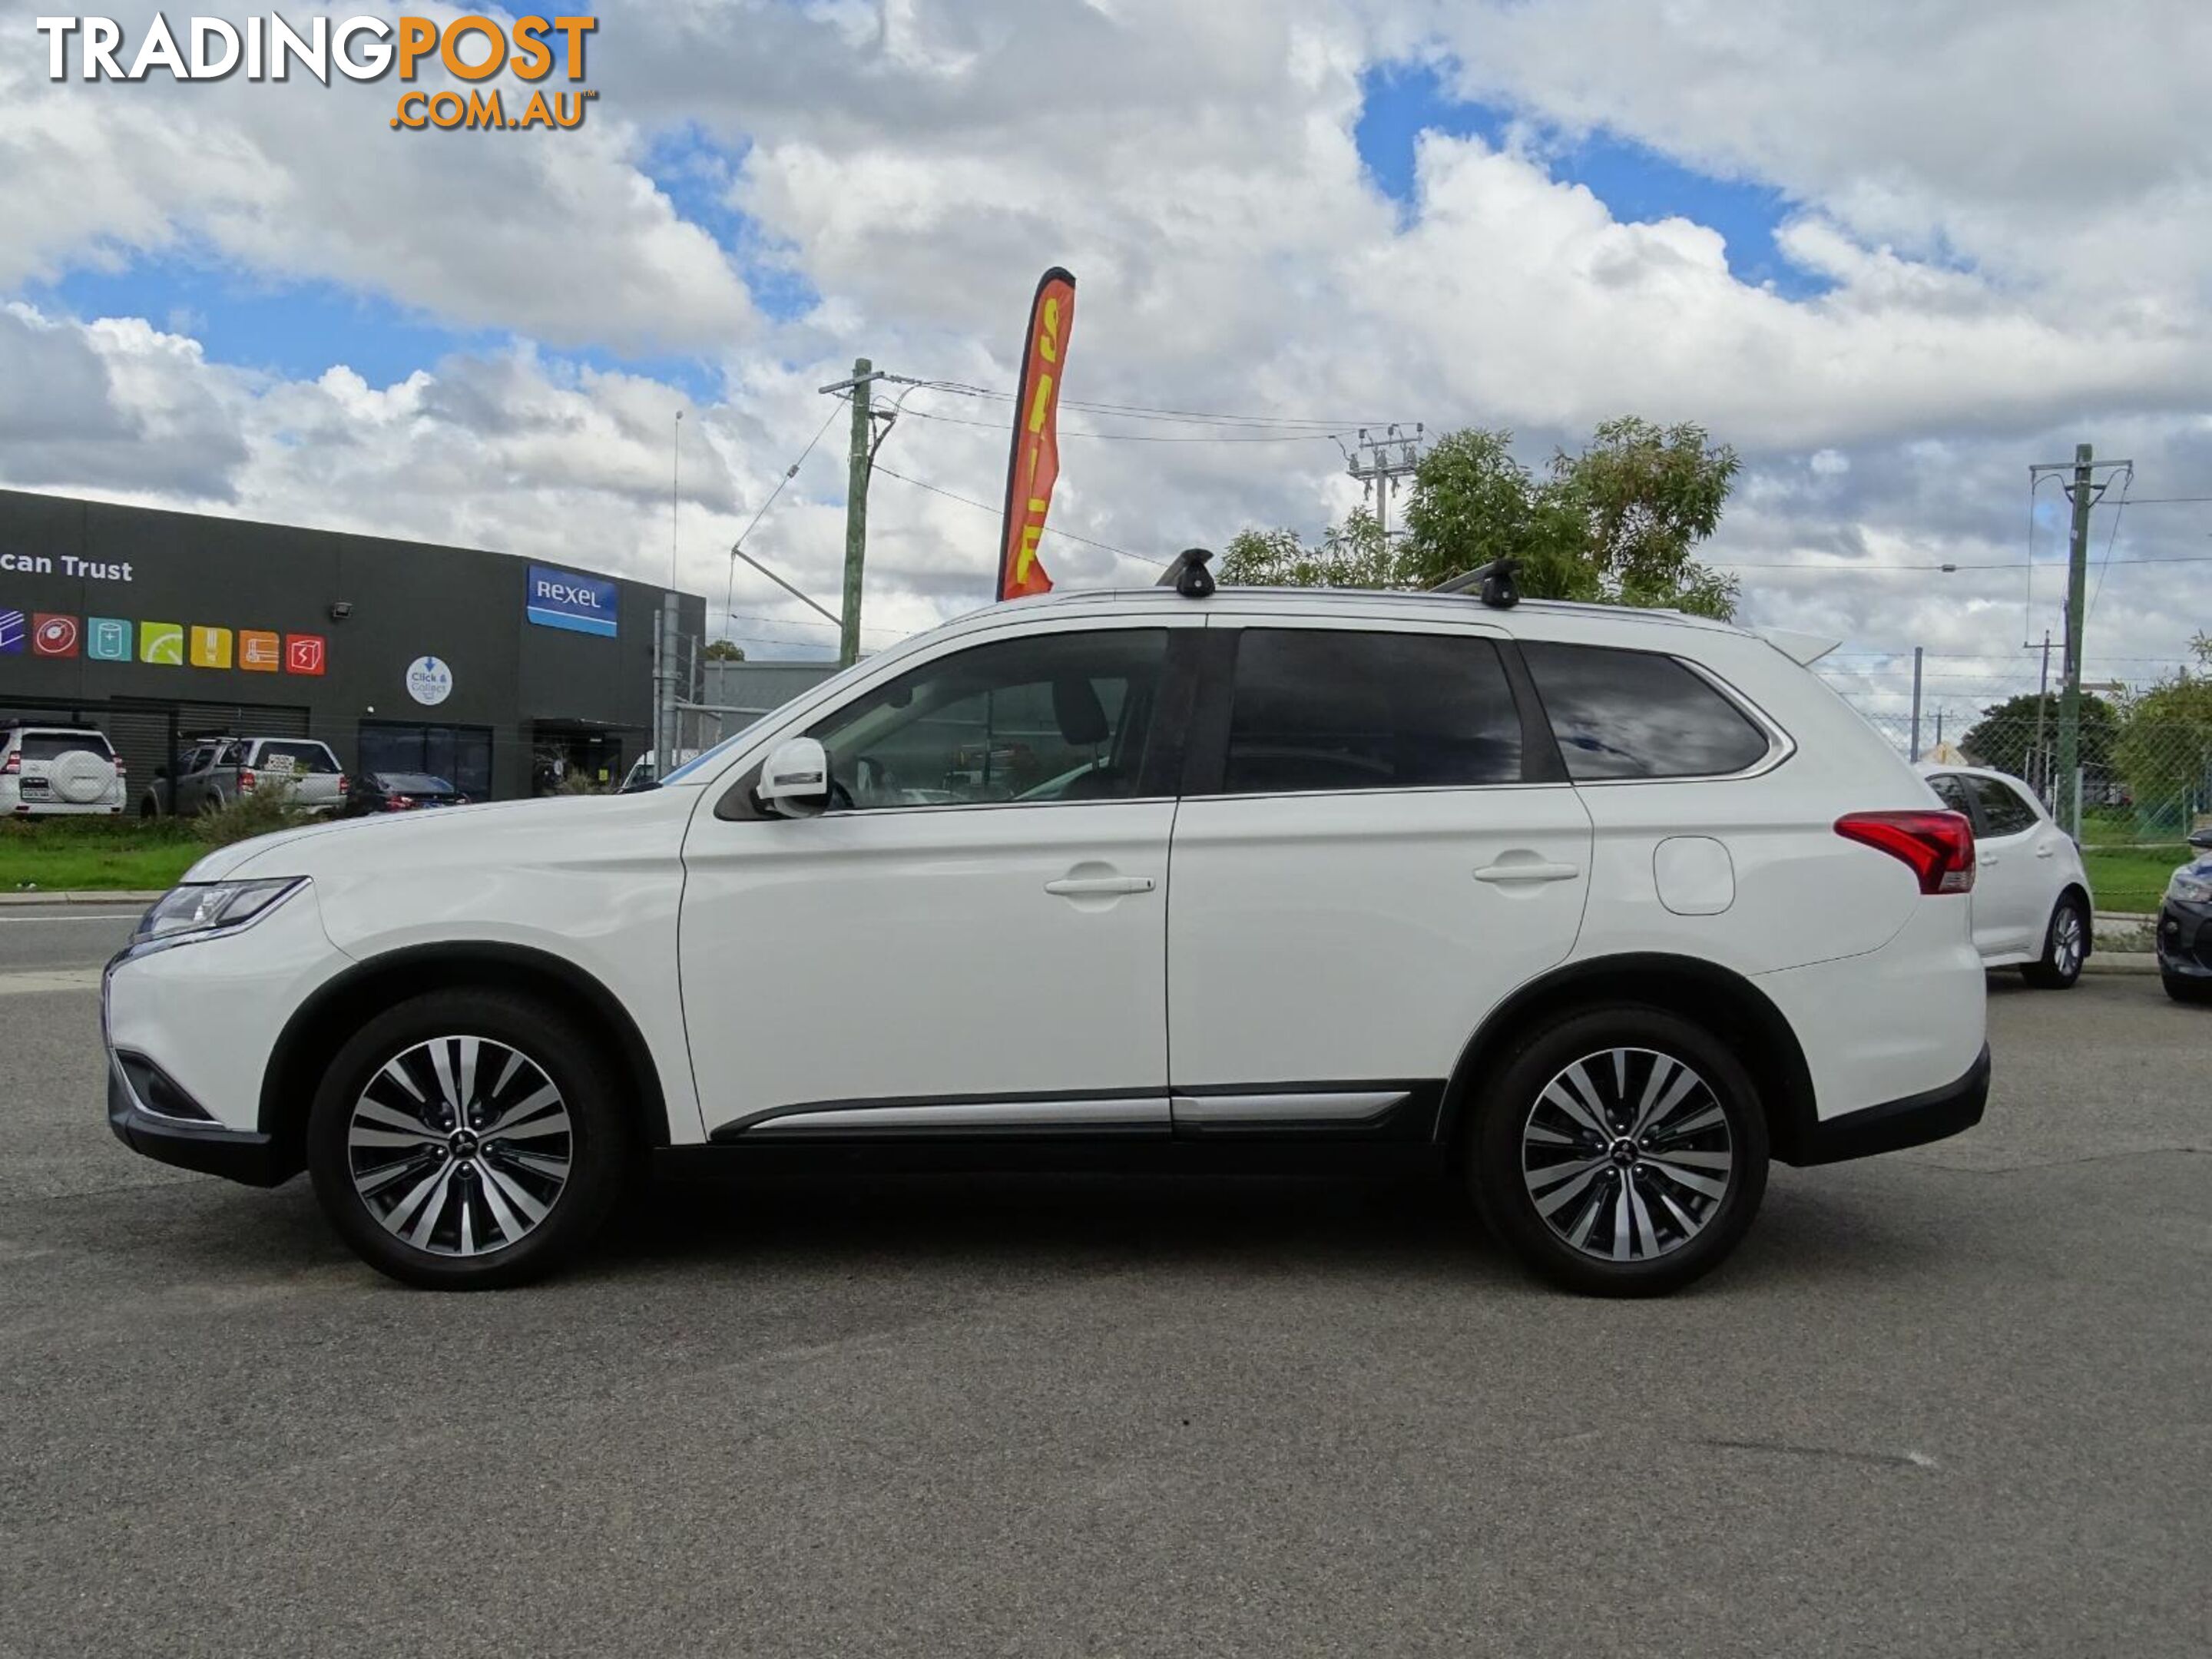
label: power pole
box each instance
[839,357,873,667]
[2056,443,2094,837]
[2030,444,2130,837]
[814,359,930,666]
[1343,425,1423,541]
[1909,646,1925,762]
[2032,630,2052,802]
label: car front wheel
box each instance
[2021,895,2088,989]
[306,990,630,1289]
[1468,1005,1770,1296]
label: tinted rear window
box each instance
[18,732,113,761]
[1520,643,1772,780]
[254,741,339,774]
[1222,629,1523,793]
[376,773,455,793]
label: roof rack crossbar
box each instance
[1432,556,1522,609]
[1157,546,1217,598]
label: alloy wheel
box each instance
[1520,1048,1735,1263]
[2051,906,2085,979]
[345,1036,573,1257]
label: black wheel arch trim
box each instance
[259,942,675,1178]
[1436,952,1826,1165]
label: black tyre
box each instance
[306,989,631,1290]
[2163,970,2212,1006]
[1467,1005,1769,1297]
[2020,895,2088,989]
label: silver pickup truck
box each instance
[139,736,348,817]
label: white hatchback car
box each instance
[104,560,1991,1296]
[1918,763,2094,988]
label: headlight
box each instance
[2168,870,2212,906]
[132,879,306,946]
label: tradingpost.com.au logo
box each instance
[35,13,601,132]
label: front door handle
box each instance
[2035,845,2056,859]
[1045,876,1156,897]
[1473,860,1582,884]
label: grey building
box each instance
[0,488,704,803]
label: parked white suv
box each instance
[2,725,124,816]
[1918,763,2093,988]
[103,563,1989,1295]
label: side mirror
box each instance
[757,737,831,818]
[2189,829,2212,852]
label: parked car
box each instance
[1918,763,2093,988]
[615,750,701,793]
[143,737,348,817]
[2154,829,2212,1005]
[103,568,1990,1296]
[342,772,469,815]
[1,724,124,816]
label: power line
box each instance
[921,381,1407,429]
[720,400,846,634]
[2085,465,2134,622]
[1717,553,2212,572]
[896,405,1356,444]
[869,465,1167,567]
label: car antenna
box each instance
[1157,546,1217,598]
[1432,555,1521,609]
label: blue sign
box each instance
[526,565,618,638]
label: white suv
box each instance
[103,563,1989,1295]
[2,725,124,816]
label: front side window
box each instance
[1521,642,1773,780]
[1220,628,1523,794]
[1969,774,2040,837]
[804,628,1167,810]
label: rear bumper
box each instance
[1786,1043,1988,1167]
[106,1065,291,1187]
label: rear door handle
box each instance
[1045,876,1155,897]
[1473,861,1582,884]
[2035,846,2056,859]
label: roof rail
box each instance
[1431,556,1521,609]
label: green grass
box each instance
[0,803,312,893]
[2081,843,2189,914]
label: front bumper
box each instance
[2155,897,2212,980]
[106,1065,291,1186]
[1787,1043,1989,1167]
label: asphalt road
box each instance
[2,924,2207,1657]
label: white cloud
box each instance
[4,0,2210,684]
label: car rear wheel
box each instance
[306,990,630,1290]
[1467,1005,1769,1297]
[2021,895,2088,989]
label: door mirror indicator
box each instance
[757,737,831,818]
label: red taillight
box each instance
[1,753,17,775]
[385,796,413,811]
[239,768,257,792]
[1836,810,1975,895]
[336,773,349,796]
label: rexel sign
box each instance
[525,565,617,638]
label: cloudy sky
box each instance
[5,0,2211,727]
